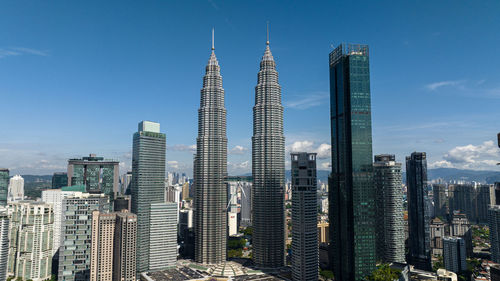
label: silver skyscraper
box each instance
[252,36,285,268]
[194,32,228,264]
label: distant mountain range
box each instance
[425,168,500,184]
[20,167,500,185]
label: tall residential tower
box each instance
[0,210,9,281]
[329,43,376,281]
[373,154,405,263]
[252,35,285,268]
[193,33,228,264]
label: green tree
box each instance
[433,255,444,272]
[367,264,401,281]
[228,248,243,258]
[243,227,253,236]
[320,270,334,280]
[227,238,246,249]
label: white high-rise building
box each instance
[41,186,86,256]
[228,212,237,236]
[7,201,54,281]
[8,175,24,201]
[149,203,177,270]
[374,154,405,263]
[0,208,9,281]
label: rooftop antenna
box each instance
[266,21,270,45]
[212,27,215,50]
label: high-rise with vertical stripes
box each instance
[194,35,228,264]
[373,154,405,263]
[0,209,9,281]
[131,121,167,272]
[252,37,285,268]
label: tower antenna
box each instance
[266,21,269,45]
[212,28,215,50]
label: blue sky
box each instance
[1,0,500,175]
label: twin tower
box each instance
[194,30,285,268]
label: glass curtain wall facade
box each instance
[67,155,119,209]
[328,43,376,281]
[406,152,432,270]
[0,169,8,207]
[131,121,166,273]
[52,172,68,189]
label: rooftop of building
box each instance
[68,153,119,163]
[142,260,288,281]
[61,185,86,192]
[329,43,369,66]
[430,217,445,224]
[443,236,463,242]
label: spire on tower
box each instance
[212,28,215,50]
[266,21,270,45]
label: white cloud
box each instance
[425,80,464,91]
[288,141,331,159]
[167,160,179,169]
[0,47,49,59]
[284,92,329,109]
[431,140,500,170]
[169,144,196,153]
[229,145,248,155]
[320,162,331,169]
[228,161,250,175]
[428,160,454,169]
[316,143,331,159]
[290,140,314,152]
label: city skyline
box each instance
[1,1,500,176]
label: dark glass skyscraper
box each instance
[52,172,68,189]
[328,43,376,281]
[193,38,227,264]
[0,169,8,207]
[252,38,285,268]
[291,152,318,281]
[406,152,432,270]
